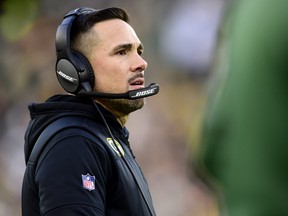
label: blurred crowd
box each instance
[0,0,226,215]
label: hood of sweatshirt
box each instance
[24,94,125,164]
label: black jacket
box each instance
[21,94,156,216]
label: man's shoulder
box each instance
[47,116,106,146]
[48,116,102,136]
[34,116,108,163]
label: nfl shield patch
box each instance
[82,173,95,191]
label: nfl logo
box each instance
[82,173,95,191]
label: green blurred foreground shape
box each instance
[200,1,288,216]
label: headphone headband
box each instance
[65,7,96,17]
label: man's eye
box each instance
[116,50,127,55]
[138,50,143,56]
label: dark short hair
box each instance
[71,7,129,48]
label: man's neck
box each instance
[96,101,129,127]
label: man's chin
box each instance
[97,98,145,115]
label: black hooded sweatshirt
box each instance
[21,94,156,216]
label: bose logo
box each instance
[57,71,78,83]
[134,88,155,97]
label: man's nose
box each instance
[130,55,148,72]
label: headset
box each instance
[55,7,96,94]
[55,7,159,99]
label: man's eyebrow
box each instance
[112,43,144,52]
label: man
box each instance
[22,7,157,216]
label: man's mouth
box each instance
[129,77,145,90]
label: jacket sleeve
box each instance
[35,133,110,216]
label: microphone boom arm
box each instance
[78,83,160,99]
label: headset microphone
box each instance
[78,83,159,99]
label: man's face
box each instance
[89,19,147,95]
[87,19,147,115]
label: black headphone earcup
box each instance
[74,51,95,92]
[55,52,95,94]
[56,57,81,94]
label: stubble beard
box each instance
[97,98,145,115]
